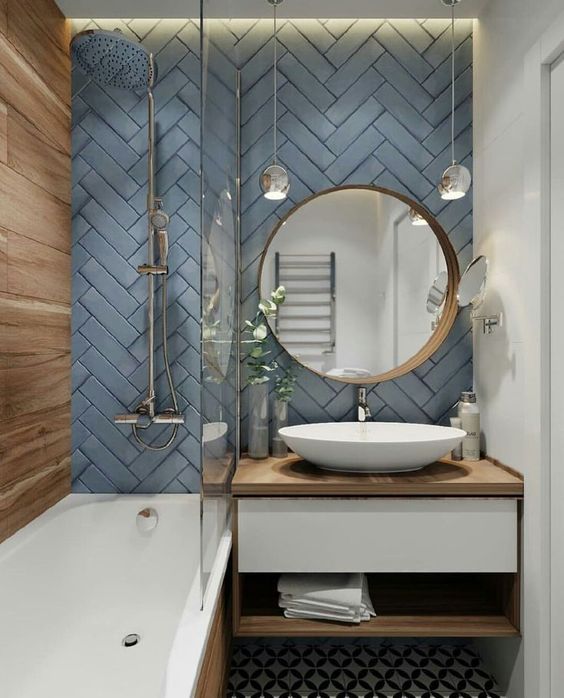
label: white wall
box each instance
[473,2,564,696]
[396,215,445,365]
[549,53,564,696]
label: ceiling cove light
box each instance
[259,0,290,201]
[438,0,472,201]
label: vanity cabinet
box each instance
[237,498,517,574]
[232,454,523,638]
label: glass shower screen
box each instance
[200,0,239,604]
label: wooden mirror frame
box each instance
[258,185,460,385]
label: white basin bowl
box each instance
[278,422,466,473]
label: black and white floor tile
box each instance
[228,640,500,698]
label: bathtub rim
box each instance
[0,493,199,563]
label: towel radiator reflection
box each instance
[274,252,336,355]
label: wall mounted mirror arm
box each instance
[457,255,502,334]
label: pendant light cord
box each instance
[450,2,456,165]
[273,2,278,165]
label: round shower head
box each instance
[71,29,157,90]
[150,209,170,231]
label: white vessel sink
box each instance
[278,422,466,473]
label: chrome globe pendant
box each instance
[409,207,429,226]
[438,0,471,200]
[260,0,290,201]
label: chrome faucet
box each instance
[357,387,372,422]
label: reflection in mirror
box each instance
[203,189,237,381]
[426,271,448,315]
[260,187,457,382]
[458,255,488,309]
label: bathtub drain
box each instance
[122,634,141,648]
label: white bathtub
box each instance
[0,494,231,698]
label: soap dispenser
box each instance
[458,392,481,461]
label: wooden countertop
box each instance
[232,453,523,497]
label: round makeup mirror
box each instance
[258,185,460,384]
[458,255,488,309]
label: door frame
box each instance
[524,11,564,697]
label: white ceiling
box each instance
[56,0,490,19]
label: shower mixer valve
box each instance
[116,195,185,435]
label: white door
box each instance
[550,51,564,693]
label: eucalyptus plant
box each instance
[244,286,286,385]
[274,362,299,403]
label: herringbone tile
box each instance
[239,19,473,440]
[71,19,202,493]
[72,17,474,486]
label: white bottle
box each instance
[450,417,463,460]
[458,392,481,461]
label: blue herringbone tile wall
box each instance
[237,18,474,438]
[72,17,474,485]
[71,19,202,493]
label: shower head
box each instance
[71,29,157,90]
[150,208,170,231]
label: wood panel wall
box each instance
[195,577,232,698]
[0,0,71,543]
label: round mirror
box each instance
[458,255,488,309]
[259,185,460,383]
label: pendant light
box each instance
[260,0,290,201]
[409,207,429,226]
[438,0,471,200]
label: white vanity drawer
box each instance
[237,498,518,573]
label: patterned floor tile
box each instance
[228,641,500,698]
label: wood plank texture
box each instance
[0,405,70,491]
[0,459,70,543]
[236,613,519,638]
[6,0,70,107]
[233,454,524,497]
[0,162,70,252]
[7,232,71,303]
[195,578,232,698]
[0,0,71,543]
[7,108,71,203]
[0,353,71,421]
[0,99,6,163]
[0,33,70,154]
[0,230,6,292]
[0,0,6,35]
[0,293,70,354]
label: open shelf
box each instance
[235,573,520,638]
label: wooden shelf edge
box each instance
[233,484,524,497]
[233,454,524,498]
[236,614,520,638]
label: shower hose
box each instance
[132,274,180,451]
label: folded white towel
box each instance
[361,573,376,618]
[278,573,376,624]
[326,367,371,378]
[278,573,363,609]
[283,608,370,623]
[281,600,361,620]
